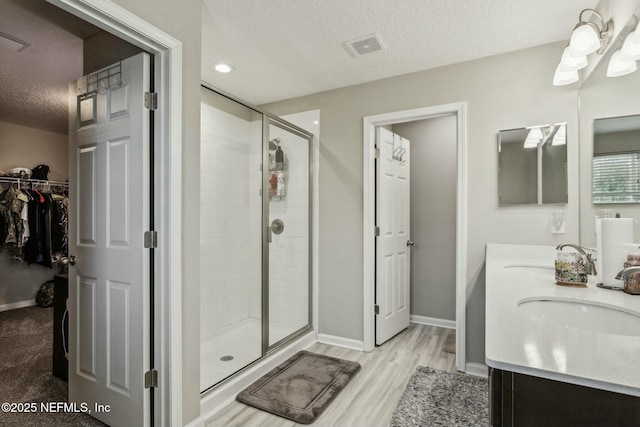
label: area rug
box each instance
[236,350,361,424]
[389,366,488,427]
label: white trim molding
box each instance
[0,300,37,312]
[362,102,468,374]
[465,362,489,379]
[410,315,456,330]
[46,1,183,426]
[317,333,365,351]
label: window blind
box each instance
[592,152,640,203]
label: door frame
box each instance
[48,0,183,425]
[362,102,467,373]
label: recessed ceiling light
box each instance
[214,63,235,73]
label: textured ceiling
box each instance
[201,0,598,105]
[1,0,603,134]
[0,0,100,134]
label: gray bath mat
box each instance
[390,366,488,426]
[236,350,361,424]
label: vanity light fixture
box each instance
[524,127,543,148]
[551,124,566,146]
[553,9,613,86]
[214,63,235,73]
[606,16,640,78]
[553,68,579,86]
[620,32,640,60]
[607,49,638,77]
[569,9,613,56]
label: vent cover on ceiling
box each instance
[343,34,385,58]
[0,31,30,52]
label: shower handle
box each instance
[268,219,285,243]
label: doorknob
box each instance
[407,240,414,247]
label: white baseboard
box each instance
[183,416,205,427]
[410,314,456,330]
[317,333,364,351]
[465,362,488,378]
[0,300,37,312]
[199,330,317,422]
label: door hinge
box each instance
[375,226,380,237]
[374,148,380,158]
[144,230,158,248]
[144,92,158,110]
[374,305,380,315]
[144,369,158,388]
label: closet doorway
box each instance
[362,103,468,372]
[0,0,181,425]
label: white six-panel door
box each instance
[68,53,150,427]
[375,128,411,345]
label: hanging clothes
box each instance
[0,182,68,267]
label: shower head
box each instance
[269,138,280,150]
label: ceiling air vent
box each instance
[343,34,385,58]
[0,31,30,52]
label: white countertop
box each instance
[485,243,640,397]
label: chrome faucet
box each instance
[615,266,640,280]
[555,243,586,255]
[556,244,597,275]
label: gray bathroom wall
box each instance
[261,41,581,366]
[392,116,457,321]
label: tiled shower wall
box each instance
[200,102,261,341]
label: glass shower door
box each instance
[200,87,263,391]
[265,118,312,348]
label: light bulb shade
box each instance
[553,65,579,86]
[552,125,566,146]
[569,23,601,56]
[558,47,588,71]
[620,32,640,61]
[607,49,637,77]
[524,127,544,148]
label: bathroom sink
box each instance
[517,298,640,337]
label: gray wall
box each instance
[392,116,456,321]
[261,42,581,365]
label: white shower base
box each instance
[200,318,303,390]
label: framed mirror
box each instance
[498,123,568,205]
[578,4,640,246]
[592,114,640,204]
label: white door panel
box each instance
[376,128,411,345]
[69,53,150,427]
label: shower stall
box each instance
[199,85,313,392]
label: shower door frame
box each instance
[262,116,314,355]
[200,83,313,392]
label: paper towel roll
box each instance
[599,218,634,287]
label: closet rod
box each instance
[0,177,68,187]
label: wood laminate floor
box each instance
[205,323,456,427]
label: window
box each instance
[592,152,640,203]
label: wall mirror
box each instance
[498,123,568,205]
[593,114,640,204]
[579,5,640,246]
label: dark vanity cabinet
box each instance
[489,367,640,426]
[53,274,69,381]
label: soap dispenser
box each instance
[275,146,284,170]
